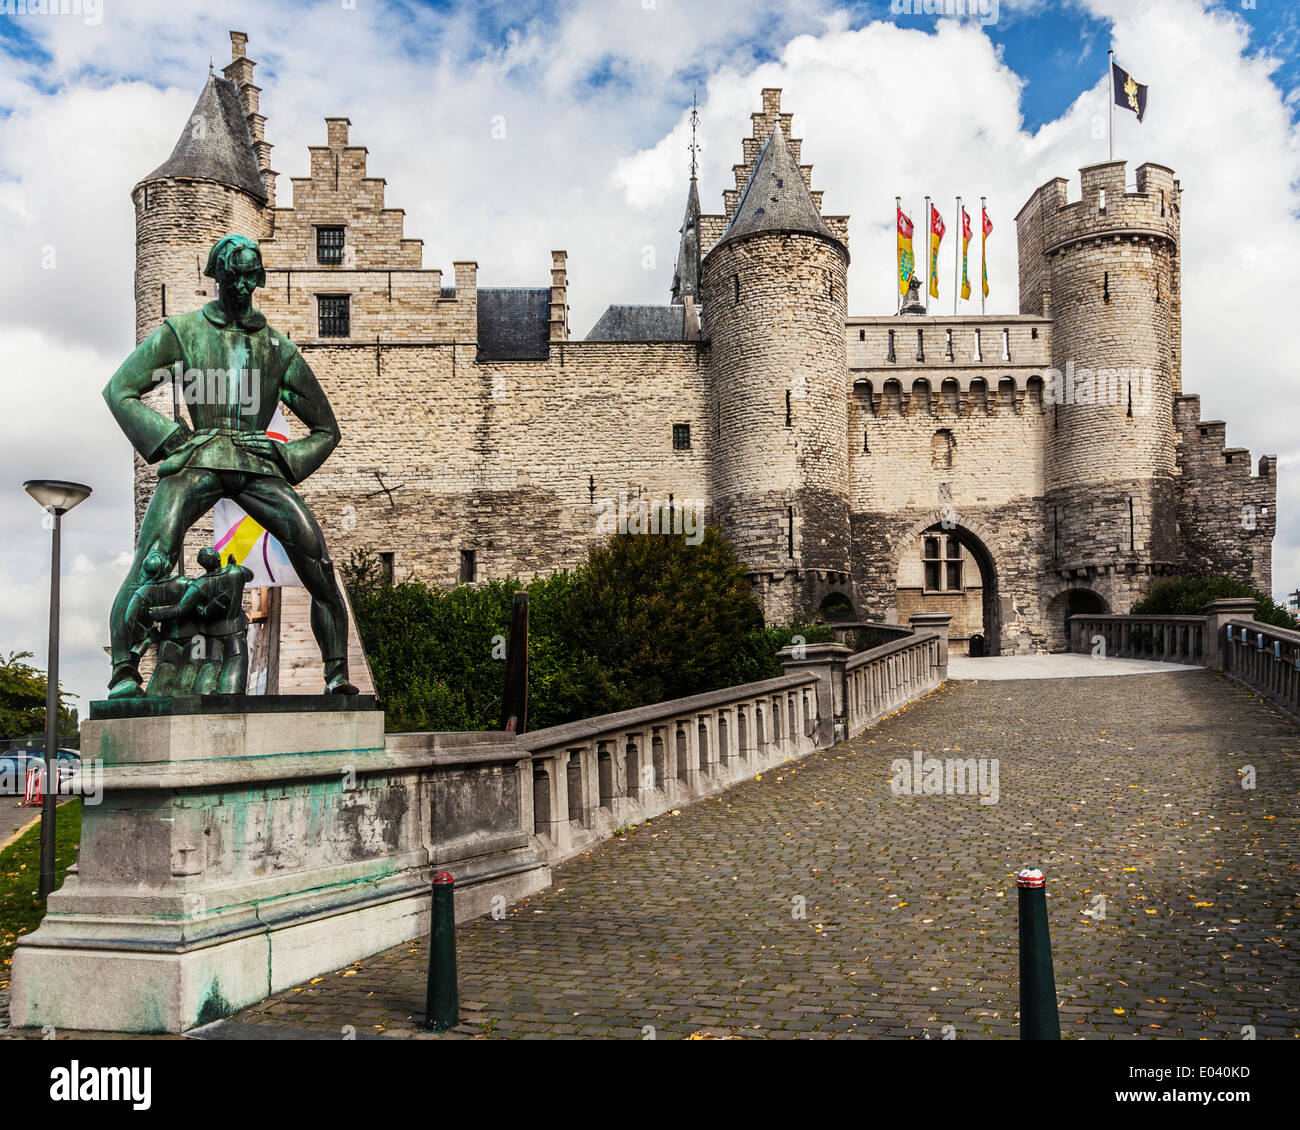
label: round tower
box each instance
[1027,160,1181,607]
[701,123,851,623]
[133,35,271,343]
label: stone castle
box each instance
[129,31,1277,656]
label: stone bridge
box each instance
[214,661,1298,1040]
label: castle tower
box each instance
[132,30,270,345]
[701,94,851,622]
[1016,160,1181,606]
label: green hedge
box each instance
[1132,576,1298,631]
[343,529,840,733]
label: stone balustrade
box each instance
[1068,597,1300,723]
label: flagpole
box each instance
[895,195,902,314]
[1108,50,1114,162]
[924,195,931,314]
[980,195,987,317]
[953,195,961,316]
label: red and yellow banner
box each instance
[897,207,915,296]
[960,207,972,301]
[928,205,945,299]
[982,204,993,299]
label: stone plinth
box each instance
[9,704,549,1034]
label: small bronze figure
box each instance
[152,548,255,695]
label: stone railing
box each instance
[1068,597,1300,722]
[1068,614,1207,665]
[520,612,952,863]
[825,620,915,652]
[1224,618,1300,721]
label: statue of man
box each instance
[122,552,197,698]
[104,234,358,698]
[152,548,254,695]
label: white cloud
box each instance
[2,0,1298,713]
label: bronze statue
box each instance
[104,234,358,698]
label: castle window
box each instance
[931,429,955,469]
[863,429,870,453]
[1103,272,1110,303]
[318,294,351,337]
[316,226,346,266]
[379,552,395,585]
[887,330,896,363]
[915,328,924,362]
[1031,327,1039,340]
[1002,328,1010,360]
[733,274,740,303]
[973,329,982,361]
[859,329,865,341]
[672,423,691,450]
[1098,188,1107,212]
[945,329,954,360]
[923,536,962,592]
[459,549,477,583]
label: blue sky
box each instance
[1,0,1298,708]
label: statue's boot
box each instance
[107,664,144,700]
[324,658,359,696]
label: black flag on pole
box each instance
[1112,60,1147,122]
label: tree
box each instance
[1132,576,1299,631]
[0,651,78,742]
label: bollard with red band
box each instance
[1017,867,1060,1040]
[424,871,459,1032]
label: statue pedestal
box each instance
[8,701,549,1033]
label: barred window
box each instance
[672,423,691,451]
[317,226,345,265]
[318,295,350,337]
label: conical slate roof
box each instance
[141,73,267,201]
[714,125,836,251]
[670,177,702,305]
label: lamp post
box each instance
[24,479,92,900]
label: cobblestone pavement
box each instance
[5,670,1297,1040]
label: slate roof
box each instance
[670,178,702,305]
[477,288,551,361]
[715,126,837,251]
[142,74,267,201]
[585,305,686,341]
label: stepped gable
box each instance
[714,124,836,250]
[143,72,267,201]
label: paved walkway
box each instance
[224,669,1296,1040]
[5,668,1295,1040]
[948,654,1203,680]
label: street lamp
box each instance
[24,479,92,900]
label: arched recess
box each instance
[1044,586,1110,652]
[818,591,855,621]
[892,512,1004,656]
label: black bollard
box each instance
[424,871,459,1032]
[1017,867,1060,1040]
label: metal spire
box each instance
[688,92,700,180]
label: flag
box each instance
[928,205,945,299]
[897,207,915,296]
[211,405,302,588]
[960,207,972,301]
[1112,60,1147,122]
[981,204,993,300]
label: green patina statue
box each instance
[151,547,255,695]
[104,234,358,698]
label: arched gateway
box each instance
[892,513,1003,657]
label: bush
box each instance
[342,530,827,734]
[1132,576,1298,631]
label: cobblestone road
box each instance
[4,669,1295,1040]
[232,670,1299,1040]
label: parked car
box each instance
[0,748,80,795]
